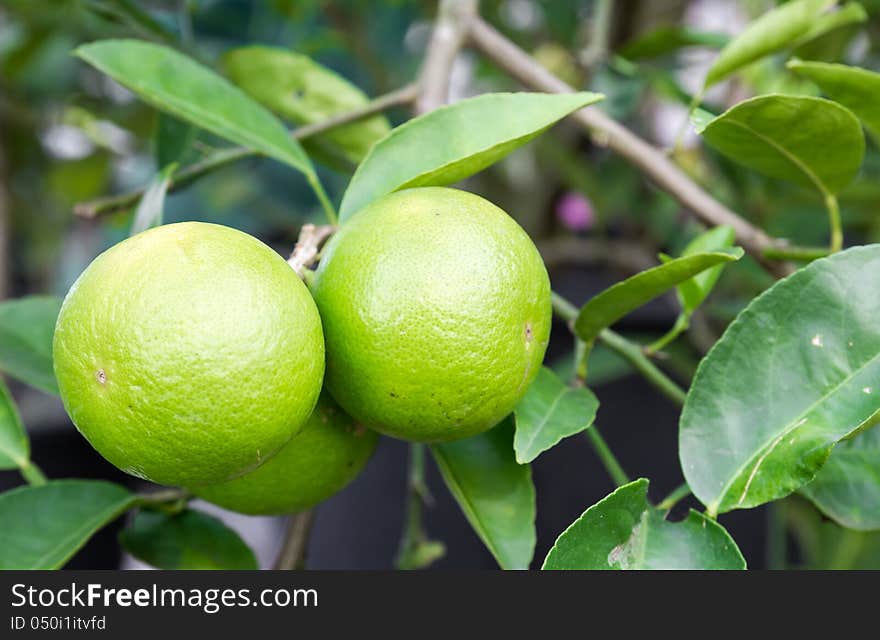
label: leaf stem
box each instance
[73,84,419,219]
[19,460,47,486]
[825,194,842,253]
[657,482,692,511]
[308,174,338,225]
[395,443,444,569]
[585,426,629,487]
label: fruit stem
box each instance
[395,443,445,570]
[585,426,629,487]
[274,509,316,570]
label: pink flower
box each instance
[556,192,594,232]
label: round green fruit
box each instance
[192,394,378,515]
[311,187,551,442]
[53,222,325,487]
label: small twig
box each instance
[466,15,793,279]
[73,84,419,219]
[287,223,337,276]
[657,482,692,511]
[585,426,629,487]
[579,0,614,68]
[395,444,445,570]
[415,0,478,115]
[274,509,316,570]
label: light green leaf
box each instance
[0,296,62,395]
[513,367,598,464]
[619,26,729,61]
[431,417,535,569]
[0,480,134,569]
[787,498,880,568]
[696,94,864,196]
[120,509,258,569]
[130,163,175,236]
[788,60,880,143]
[573,249,743,346]
[0,378,27,470]
[339,92,604,222]
[704,0,837,88]
[542,479,745,570]
[792,2,867,50]
[222,45,391,169]
[680,245,880,515]
[676,226,737,314]
[75,40,314,178]
[801,424,880,531]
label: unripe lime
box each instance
[53,222,325,487]
[311,187,551,442]
[192,394,378,515]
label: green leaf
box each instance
[801,424,880,531]
[573,249,743,346]
[0,296,62,395]
[676,226,737,314]
[696,94,864,197]
[0,378,27,470]
[0,480,134,569]
[155,113,196,167]
[513,367,598,464]
[680,245,880,515]
[339,92,604,222]
[130,163,176,236]
[787,60,880,143]
[222,45,391,169]
[75,40,314,178]
[792,2,867,50]
[542,479,745,570]
[619,26,729,61]
[704,0,837,88]
[120,509,258,570]
[431,417,535,569]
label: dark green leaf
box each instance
[542,479,745,570]
[155,113,196,167]
[0,296,62,395]
[696,94,864,196]
[0,480,134,569]
[431,417,535,569]
[75,40,314,178]
[704,0,837,88]
[0,378,27,470]
[801,424,880,531]
[130,163,175,236]
[573,250,743,346]
[514,367,598,464]
[222,45,391,169]
[120,509,258,570]
[680,245,880,515]
[339,92,604,222]
[787,60,880,142]
[619,26,729,61]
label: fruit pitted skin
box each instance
[311,187,551,442]
[192,394,378,515]
[53,222,325,487]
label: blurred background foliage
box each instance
[1,0,879,569]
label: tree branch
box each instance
[466,15,793,278]
[415,0,477,115]
[73,84,419,219]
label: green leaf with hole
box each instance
[573,249,743,346]
[619,26,729,61]
[801,424,880,531]
[513,367,598,464]
[0,378,27,470]
[788,60,880,143]
[0,296,62,395]
[130,163,175,236]
[120,509,258,569]
[222,45,391,170]
[431,416,535,570]
[704,0,837,88]
[339,91,603,222]
[75,40,314,178]
[0,480,134,569]
[696,94,864,196]
[542,479,745,570]
[680,245,880,516]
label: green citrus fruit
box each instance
[192,394,378,515]
[53,222,325,487]
[311,187,551,442]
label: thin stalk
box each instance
[585,427,629,487]
[825,194,842,253]
[395,444,444,570]
[657,482,691,511]
[580,0,613,68]
[762,244,830,262]
[19,460,47,486]
[274,509,316,570]
[307,174,337,225]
